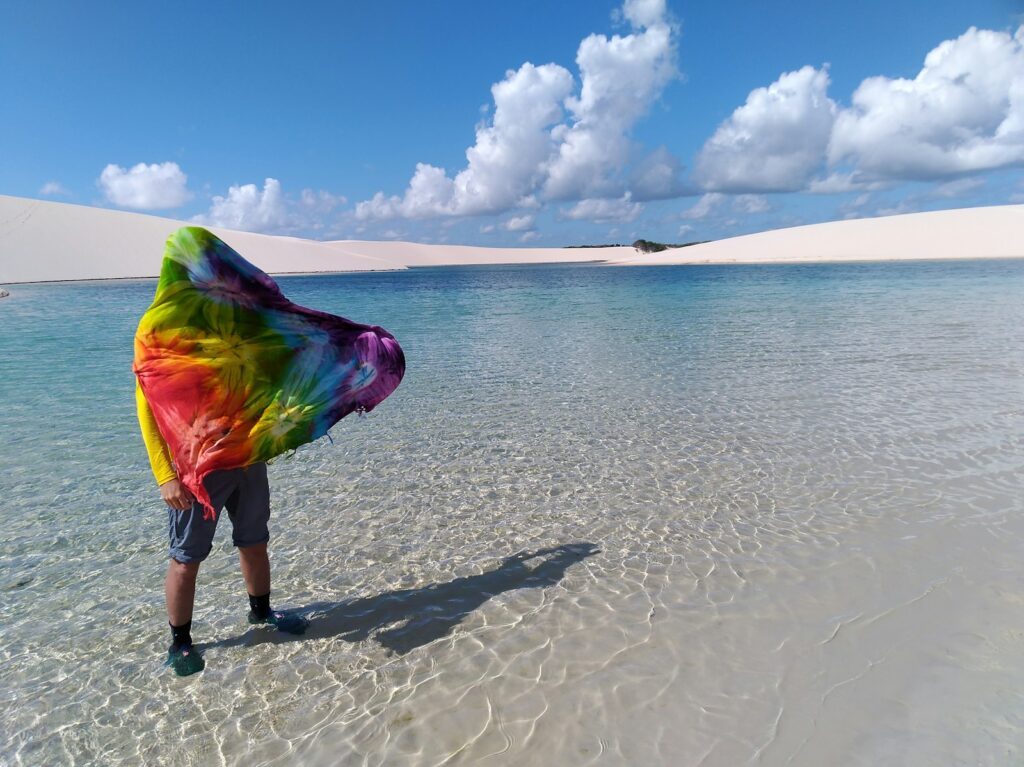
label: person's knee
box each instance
[168,558,201,581]
[237,542,269,564]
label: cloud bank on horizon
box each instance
[353,8,1024,225]
[37,1,1024,242]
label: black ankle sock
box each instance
[170,620,193,650]
[249,592,271,621]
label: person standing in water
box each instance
[134,227,404,677]
[136,383,308,677]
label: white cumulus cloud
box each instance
[195,178,288,231]
[561,193,642,223]
[680,192,773,220]
[681,192,724,219]
[629,146,689,200]
[501,214,536,231]
[829,26,1024,180]
[40,181,69,197]
[621,0,667,28]
[357,0,678,221]
[694,24,1024,195]
[98,162,192,210]
[694,66,837,193]
[734,194,770,213]
[929,177,985,198]
[356,62,574,220]
[194,178,346,235]
[543,3,677,200]
[806,171,886,194]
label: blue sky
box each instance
[3,0,1023,246]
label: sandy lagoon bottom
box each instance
[2,261,1023,765]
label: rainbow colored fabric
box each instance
[133,227,405,517]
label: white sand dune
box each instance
[615,204,1024,265]
[0,195,628,284]
[1,194,1022,284]
[0,195,402,283]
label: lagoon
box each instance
[2,260,1023,765]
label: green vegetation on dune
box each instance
[565,239,710,252]
[630,239,710,253]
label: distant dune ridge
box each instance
[614,204,1024,266]
[0,194,1021,284]
[0,196,627,284]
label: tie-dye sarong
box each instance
[134,227,405,517]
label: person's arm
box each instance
[136,381,194,509]
[136,381,176,484]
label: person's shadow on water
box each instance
[208,542,600,656]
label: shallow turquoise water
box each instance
[1,261,1023,765]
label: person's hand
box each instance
[160,478,195,510]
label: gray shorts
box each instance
[167,463,270,563]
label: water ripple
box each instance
[1,261,1023,765]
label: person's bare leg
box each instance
[239,543,308,634]
[165,558,205,675]
[238,542,270,597]
[166,559,201,626]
